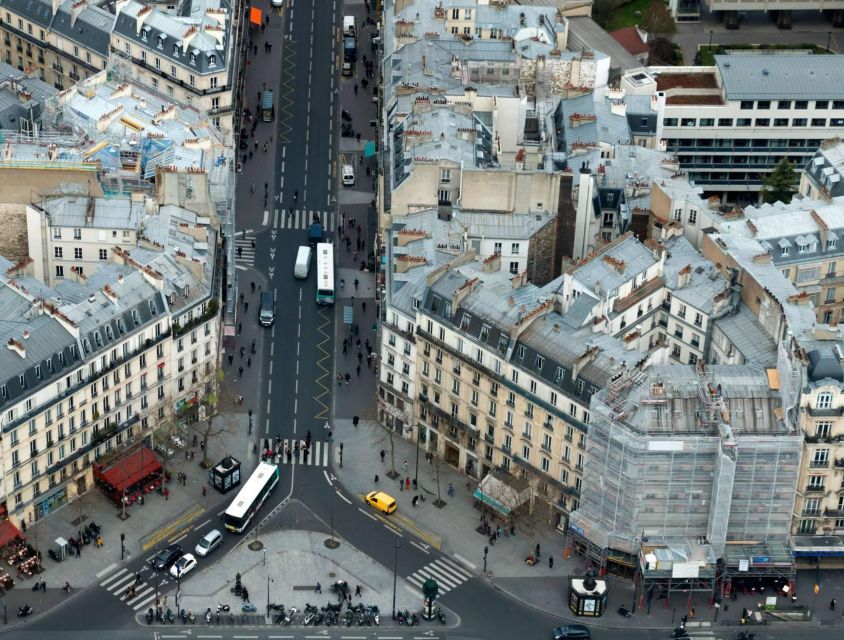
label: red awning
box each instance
[249,7,262,25]
[0,520,24,547]
[94,446,162,494]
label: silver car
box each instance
[194,529,223,557]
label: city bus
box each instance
[223,462,279,533]
[316,242,335,305]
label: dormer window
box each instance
[105,325,114,341]
[35,365,42,379]
[82,338,91,354]
[208,54,216,67]
[132,309,141,326]
[141,27,149,41]
[19,374,25,388]
[173,44,179,56]
[94,332,103,348]
[829,236,838,250]
[117,318,126,334]
[189,52,196,65]
[149,300,158,315]
[158,35,165,49]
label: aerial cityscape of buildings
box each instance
[1,0,844,633]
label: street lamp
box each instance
[266,572,273,618]
[414,424,421,491]
[708,30,713,51]
[391,537,400,620]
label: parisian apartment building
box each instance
[0,192,220,529]
[0,0,237,133]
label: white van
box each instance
[342,164,355,186]
[343,16,356,38]
[294,245,312,279]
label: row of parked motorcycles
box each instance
[146,600,445,627]
[673,627,755,640]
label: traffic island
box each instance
[153,529,433,626]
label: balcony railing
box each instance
[805,485,826,493]
[810,459,831,469]
[807,406,844,417]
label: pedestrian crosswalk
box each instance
[273,209,337,231]
[406,556,473,595]
[260,437,330,467]
[99,566,160,611]
[235,235,256,268]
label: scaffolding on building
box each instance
[568,353,802,582]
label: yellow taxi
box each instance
[364,491,397,514]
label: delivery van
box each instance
[343,16,356,39]
[294,246,312,279]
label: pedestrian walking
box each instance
[535,543,541,558]
[353,415,359,427]
[239,366,244,377]
[354,83,358,94]
[354,278,359,291]
[357,351,363,364]
[362,301,367,313]
[337,374,343,386]
[447,482,455,497]
[412,495,419,507]
[344,372,351,384]
[405,477,411,490]
[356,364,361,376]
[135,571,142,586]
[355,584,362,597]
[380,449,385,463]
[549,556,554,569]
[315,582,322,594]
[228,354,233,366]
[247,357,252,367]
[403,460,408,473]
[75,543,81,558]
[240,346,245,358]
[399,478,403,492]
[832,598,837,611]
[202,486,207,497]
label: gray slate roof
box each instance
[715,54,844,100]
[51,0,114,56]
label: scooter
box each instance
[396,609,405,625]
[186,610,196,624]
[409,612,419,626]
[618,606,632,617]
[216,602,231,613]
[17,604,32,618]
[146,608,154,624]
[165,608,175,624]
[342,110,352,121]
[437,607,446,624]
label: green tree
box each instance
[762,158,797,204]
[642,0,676,37]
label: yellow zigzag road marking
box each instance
[312,306,332,419]
[276,39,297,144]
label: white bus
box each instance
[316,242,335,305]
[223,462,279,533]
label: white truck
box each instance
[343,16,356,39]
[294,245,312,279]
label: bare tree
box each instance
[190,367,239,469]
[642,0,676,37]
[376,423,400,479]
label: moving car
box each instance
[169,553,198,579]
[259,291,275,327]
[194,529,223,557]
[552,624,591,640]
[342,164,355,186]
[364,491,397,514]
[342,61,353,77]
[153,543,183,571]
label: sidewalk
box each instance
[330,418,844,630]
[155,523,432,625]
[20,414,255,601]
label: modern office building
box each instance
[619,55,844,203]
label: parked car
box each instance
[342,164,355,186]
[153,543,183,571]
[552,624,591,640]
[194,529,223,557]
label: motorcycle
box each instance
[672,629,691,640]
[437,607,446,624]
[396,609,405,625]
[146,608,154,624]
[205,607,213,624]
[341,110,352,121]
[410,612,419,626]
[165,608,175,624]
[18,604,34,617]
[216,602,231,613]
[186,610,195,624]
[618,606,632,617]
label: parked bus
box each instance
[223,462,279,533]
[316,242,335,305]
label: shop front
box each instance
[93,445,164,507]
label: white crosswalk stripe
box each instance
[405,556,473,594]
[100,567,158,610]
[260,438,330,466]
[275,209,336,231]
[235,237,256,267]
